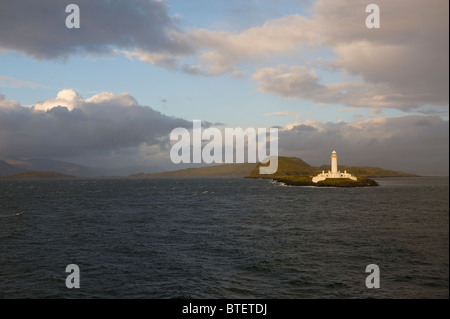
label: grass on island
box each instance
[246,157,381,187]
[316,165,417,178]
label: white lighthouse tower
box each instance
[312,150,357,183]
[331,150,338,174]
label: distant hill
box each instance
[130,156,416,178]
[1,158,93,177]
[0,158,164,177]
[247,157,314,178]
[1,171,76,179]
[130,163,258,178]
[0,160,27,176]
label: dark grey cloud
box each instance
[278,116,449,175]
[0,0,193,59]
[311,0,449,108]
[0,90,190,159]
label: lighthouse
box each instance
[312,150,357,183]
[331,150,338,174]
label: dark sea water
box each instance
[0,177,448,299]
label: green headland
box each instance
[131,156,417,187]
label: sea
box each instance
[0,177,448,299]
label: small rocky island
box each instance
[303,150,377,187]
[269,176,379,187]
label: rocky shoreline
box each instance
[249,176,379,187]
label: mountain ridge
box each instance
[0,158,164,177]
[0,160,27,176]
[130,163,257,178]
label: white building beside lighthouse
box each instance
[312,150,357,183]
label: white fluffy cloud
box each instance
[34,89,83,111]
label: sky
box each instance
[0,0,448,175]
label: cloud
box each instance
[126,14,315,75]
[277,116,449,175]
[190,0,448,110]
[265,111,301,121]
[252,64,435,109]
[1,0,447,112]
[0,90,191,159]
[266,111,297,117]
[123,49,182,69]
[187,15,315,75]
[0,90,447,174]
[247,0,448,110]
[33,89,83,111]
[0,76,44,89]
[0,0,193,60]
[331,40,448,107]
